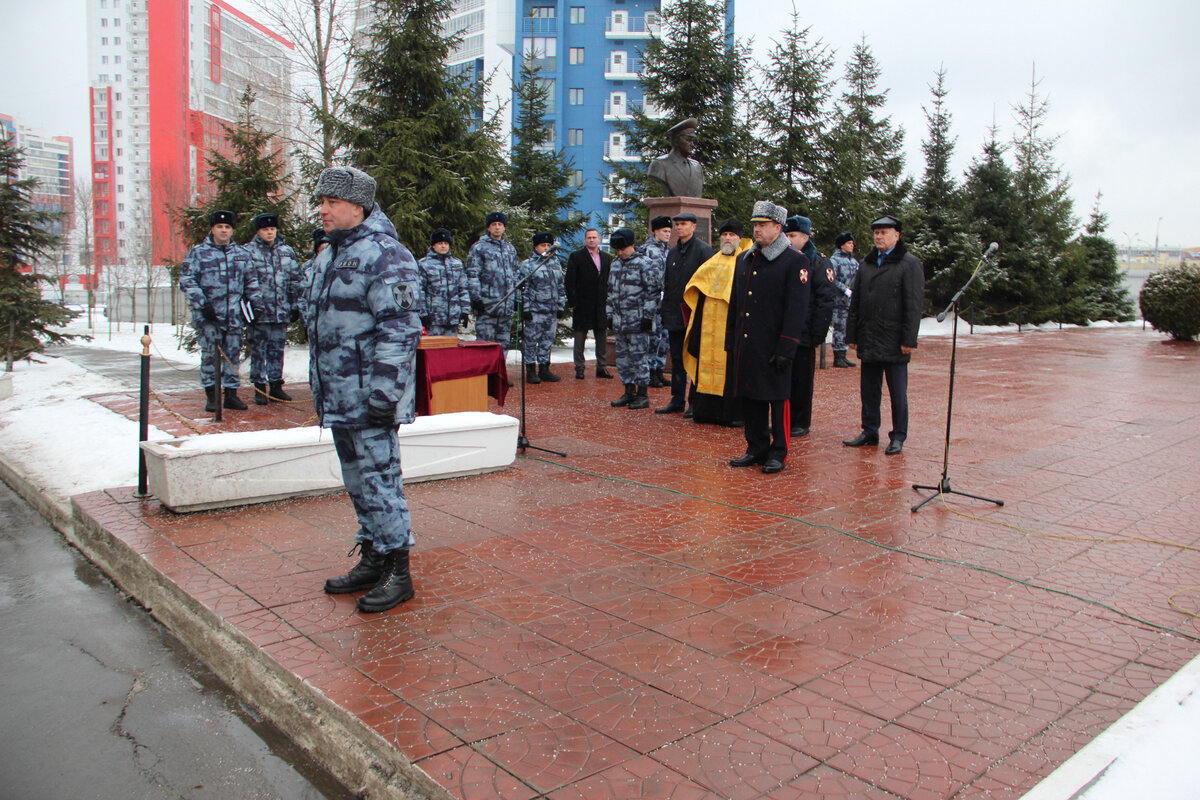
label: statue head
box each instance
[666,118,699,158]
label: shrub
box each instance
[1139,265,1200,341]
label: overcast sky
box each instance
[3,0,1197,247]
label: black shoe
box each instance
[843,432,879,447]
[648,369,665,388]
[611,384,635,407]
[324,541,387,593]
[655,403,684,415]
[628,386,650,409]
[575,367,585,380]
[729,453,763,467]
[885,439,904,455]
[526,364,541,384]
[833,353,856,368]
[223,388,247,410]
[254,382,269,405]
[204,386,217,412]
[357,548,414,612]
[596,367,613,379]
[539,364,561,382]
[790,427,809,437]
[761,458,785,474]
[268,381,293,401]
[683,406,694,419]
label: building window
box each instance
[101,36,108,45]
[101,18,108,26]
[530,6,555,17]
[570,170,584,187]
[568,88,583,105]
[114,37,121,44]
[570,7,584,23]
[114,55,121,64]
[569,47,584,65]
[523,37,556,59]
[568,129,583,146]
[102,55,109,64]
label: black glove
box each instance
[768,353,793,373]
[200,302,217,322]
[606,316,613,330]
[420,316,431,329]
[459,313,470,328]
[521,311,533,322]
[366,393,397,428]
[289,308,300,323]
[639,318,652,333]
[471,299,485,314]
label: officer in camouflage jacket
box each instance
[244,212,302,404]
[466,211,520,352]
[518,232,566,384]
[417,228,470,337]
[606,228,663,410]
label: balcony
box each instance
[522,17,557,36]
[603,141,640,163]
[603,98,667,122]
[604,56,642,81]
[605,13,660,39]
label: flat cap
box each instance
[313,166,376,210]
[650,215,673,231]
[671,211,698,224]
[253,212,279,230]
[717,218,743,236]
[210,210,236,227]
[609,228,637,250]
[870,215,902,231]
[748,200,787,225]
[784,216,812,235]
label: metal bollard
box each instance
[137,325,150,496]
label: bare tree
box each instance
[73,178,96,327]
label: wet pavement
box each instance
[72,326,1200,798]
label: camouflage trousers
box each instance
[331,426,415,553]
[522,313,557,364]
[832,305,850,351]
[197,322,243,389]
[247,322,288,385]
[615,331,653,386]
[649,322,669,370]
[425,323,459,337]
[475,313,514,353]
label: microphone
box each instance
[983,242,999,259]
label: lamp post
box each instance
[1122,232,1134,271]
[1154,217,1163,270]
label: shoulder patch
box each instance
[392,282,417,311]
[338,258,361,270]
[826,266,835,283]
[799,269,809,284]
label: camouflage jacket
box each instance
[245,235,302,323]
[301,205,423,428]
[417,249,471,328]
[466,234,519,316]
[831,249,859,308]
[180,236,262,330]
[519,252,566,314]
[606,246,663,334]
[642,236,670,283]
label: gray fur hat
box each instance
[313,166,376,210]
[749,200,787,225]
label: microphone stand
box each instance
[488,248,566,458]
[912,245,1004,513]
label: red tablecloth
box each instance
[415,341,509,415]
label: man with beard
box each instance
[656,211,713,415]
[783,215,835,437]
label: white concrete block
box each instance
[140,412,519,512]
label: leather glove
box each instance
[200,302,217,322]
[639,318,652,333]
[471,299,485,314]
[366,393,397,428]
[768,353,793,373]
[459,313,470,328]
[290,307,301,323]
[606,316,613,330]
[521,311,533,322]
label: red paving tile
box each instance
[73,327,1200,798]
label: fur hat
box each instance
[870,215,902,232]
[210,210,236,227]
[650,215,673,231]
[749,201,787,225]
[430,228,453,246]
[717,218,743,236]
[532,232,554,247]
[313,166,376,210]
[253,212,279,230]
[835,232,854,247]
[486,211,508,226]
[784,216,812,235]
[609,228,636,250]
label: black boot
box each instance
[833,352,856,368]
[254,382,269,405]
[539,364,561,382]
[575,366,585,379]
[357,548,414,612]
[324,541,388,593]
[526,363,542,384]
[628,385,650,409]
[204,386,217,412]
[223,387,247,410]
[611,384,635,407]
[648,369,665,388]
[269,381,293,401]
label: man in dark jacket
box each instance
[564,228,613,379]
[784,215,835,437]
[727,201,810,474]
[843,215,925,455]
[657,211,714,414]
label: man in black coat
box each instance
[784,215,836,437]
[843,215,925,455]
[726,201,810,474]
[656,211,714,414]
[564,227,613,379]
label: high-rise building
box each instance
[85,0,293,285]
[0,114,76,278]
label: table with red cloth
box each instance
[415,340,509,416]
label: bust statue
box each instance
[647,117,705,198]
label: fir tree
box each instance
[341,0,504,258]
[753,13,835,225]
[0,136,83,370]
[1061,193,1135,322]
[506,54,582,248]
[959,126,1023,322]
[815,37,912,246]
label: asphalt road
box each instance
[0,481,356,800]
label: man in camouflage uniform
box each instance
[244,212,301,405]
[180,210,262,412]
[302,166,422,614]
[418,228,470,336]
[519,232,566,384]
[643,215,672,388]
[830,232,858,367]
[606,228,662,410]
[466,211,520,352]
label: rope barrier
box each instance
[147,386,206,436]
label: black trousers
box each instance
[667,328,694,409]
[742,397,789,462]
[789,345,816,430]
[572,327,608,370]
[859,360,908,442]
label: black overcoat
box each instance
[846,241,925,363]
[798,242,837,347]
[564,247,612,331]
[726,240,810,401]
[661,236,714,331]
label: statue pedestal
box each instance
[643,196,720,247]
